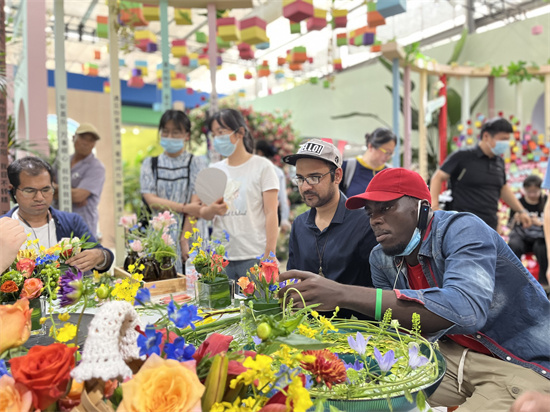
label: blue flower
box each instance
[167,301,203,329]
[252,335,262,345]
[134,287,151,306]
[268,284,278,292]
[374,347,399,373]
[137,325,162,357]
[347,332,370,356]
[222,230,230,241]
[273,365,301,390]
[165,337,196,361]
[304,374,314,389]
[408,343,429,369]
[0,360,11,377]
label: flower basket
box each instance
[312,349,446,411]
[195,278,234,310]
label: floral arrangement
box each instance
[185,227,229,284]
[237,253,280,304]
[119,211,178,267]
[0,235,96,304]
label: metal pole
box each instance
[160,0,171,112]
[392,58,400,167]
[207,3,218,115]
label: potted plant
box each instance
[186,228,234,310]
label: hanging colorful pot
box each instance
[283,0,314,22]
[240,17,268,45]
[217,17,240,42]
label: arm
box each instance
[544,195,550,279]
[263,189,279,258]
[143,193,197,216]
[430,169,450,210]
[199,197,228,220]
[0,218,27,272]
[500,184,531,227]
[278,270,453,332]
[71,187,91,204]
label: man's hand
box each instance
[509,391,550,412]
[278,270,344,311]
[517,212,532,228]
[0,218,27,273]
[66,248,104,272]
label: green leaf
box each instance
[404,388,413,403]
[416,390,427,411]
[447,28,468,65]
[274,333,333,350]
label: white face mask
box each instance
[490,140,509,156]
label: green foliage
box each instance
[506,60,543,85]
[447,28,469,65]
[490,65,505,77]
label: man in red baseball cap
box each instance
[280,168,550,410]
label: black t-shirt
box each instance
[441,145,506,229]
[508,195,546,222]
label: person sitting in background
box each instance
[283,139,377,319]
[2,157,114,273]
[507,174,547,286]
[340,128,397,197]
[543,162,550,289]
[430,117,531,231]
[256,139,291,233]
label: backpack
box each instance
[140,154,194,227]
[339,158,357,195]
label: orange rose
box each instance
[19,278,44,300]
[0,375,33,412]
[16,258,36,278]
[10,343,77,410]
[0,298,32,354]
[0,280,19,293]
[260,261,279,284]
[117,354,204,412]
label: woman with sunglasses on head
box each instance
[140,109,210,273]
[340,128,397,197]
[202,108,279,280]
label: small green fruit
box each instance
[256,322,271,340]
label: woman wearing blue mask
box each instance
[140,109,208,273]
[202,109,279,280]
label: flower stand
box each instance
[195,279,235,310]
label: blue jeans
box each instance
[225,258,259,281]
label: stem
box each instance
[73,294,88,350]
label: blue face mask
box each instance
[490,140,509,156]
[160,137,185,154]
[213,132,236,157]
[395,227,421,256]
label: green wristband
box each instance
[375,288,383,321]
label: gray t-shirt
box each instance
[55,153,105,237]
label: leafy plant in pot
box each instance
[186,229,233,310]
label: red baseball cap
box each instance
[345,168,431,210]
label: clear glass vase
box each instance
[195,279,235,310]
[29,296,47,336]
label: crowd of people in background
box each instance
[2,112,549,411]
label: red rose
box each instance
[20,278,44,299]
[16,258,36,278]
[10,343,77,410]
[0,280,19,293]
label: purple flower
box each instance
[374,347,399,372]
[347,332,370,356]
[134,287,151,306]
[167,301,203,329]
[137,325,162,357]
[252,335,262,345]
[0,360,10,377]
[164,337,196,361]
[343,359,364,371]
[408,343,429,369]
[58,269,83,307]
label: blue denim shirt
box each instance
[370,210,550,379]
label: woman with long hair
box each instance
[202,108,279,280]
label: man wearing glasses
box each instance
[283,139,377,319]
[3,156,113,273]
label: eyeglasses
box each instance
[377,147,394,157]
[17,187,55,198]
[160,129,185,138]
[292,171,332,186]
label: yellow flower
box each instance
[92,270,102,283]
[230,355,274,392]
[287,376,313,412]
[56,323,77,343]
[310,310,319,319]
[297,324,317,339]
[58,312,71,322]
[192,227,199,233]
[111,278,141,304]
[318,315,338,333]
[39,317,48,325]
[127,264,135,273]
[184,231,192,239]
